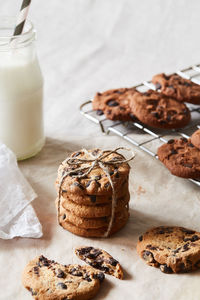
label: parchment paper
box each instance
[0,135,199,300]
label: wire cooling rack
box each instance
[80,64,200,187]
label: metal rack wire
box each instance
[80,64,200,187]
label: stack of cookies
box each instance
[55,148,132,237]
[92,73,200,129]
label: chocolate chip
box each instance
[146,245,157,251]
[163,74,169,80]
[139,235,143,241]
[63,214,66,220]
[167,139,175,144]
[173,247,181,254]
[142,251,155,263]
[104,182,110,188]
[57,269,66,278]
[86,181,92,188]
[158,230,165,234]
[97,92,102,96]
[184,235,199,242]
[181,228,195,234]
[180,137,188,143]
[85,249,102,259]
[95,175,101,180]
[73,151,82,157]
[171,149,178,155]
[155,83,162,90]
[109,258,118,266]
[62,189,67,193]
[95,179,101,187]
[83,274,92,282]
[73,181,84,190]
[89,195,96,203]
[96,109,104,116]
[39,256,50,267]
[119,106,125,111]
[182,243,190,252]
[78,247,93,255]
[92,149,100,156]
[33,266,39,275]
[29,288,37,296]
[151,111,160,119]
[93,272,105,282]
[70,268,83,276]
[57,282,67,289]
[109,171,114,176]
[188,143,194,148]
[107,100,119,107]
[160,264,173,274]
[183,82,191,87]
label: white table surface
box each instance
[1,1,200,299]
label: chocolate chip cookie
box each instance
[59,192,129,218]
[137,226,200,273]
[59,202,129,229]
[61,210,129,238]
[22,255,104,300]
[56,149,130,196]
[92,87,136,121]
[157,137,200,178]
[191,129,200,150]
[152,73,200,104]
[60,181,129,206]
[130,89,191,129]
[75,247,123,279]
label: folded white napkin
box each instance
[0,143,42,239]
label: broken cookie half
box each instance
[75,246,123,279]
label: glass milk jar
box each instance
[0,17,45,160]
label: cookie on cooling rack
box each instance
[92,87,136,121]
[137,226,200,274]
[191,129,200,150]
[157,137,200,178]
[152,73,200,105]
[75,246,123,279]
[130,89,191,129]
[22,255,104,300]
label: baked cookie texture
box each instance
[130,89,191,129]
[92,88,136,121]
[22,255,104,300]
[75,247,123,279]
[55,149,131,237]
[137,226,200,274]
[157,137,200,178]
[152,73,200,105]
[191,129,200,150]
[56,149,130,196]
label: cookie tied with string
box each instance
[55,148,134,238]
[56,149,130,196]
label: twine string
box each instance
[58,147,135,237]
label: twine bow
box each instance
[58,147,135,237]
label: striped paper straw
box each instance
[13,0,32,36]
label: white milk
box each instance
[0,19,45,160]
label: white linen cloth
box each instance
[0,143,42,239]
